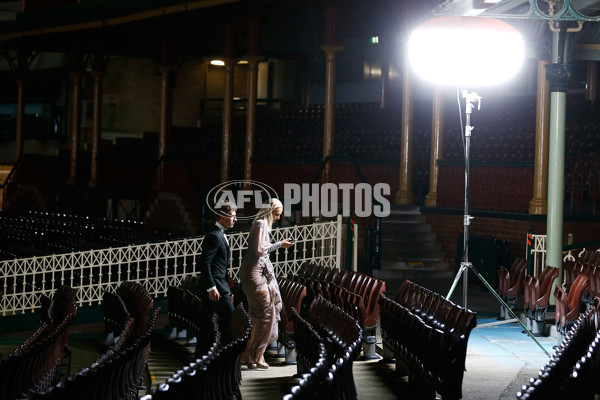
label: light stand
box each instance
[446,90,550,357]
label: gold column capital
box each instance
[243,55,264,64]
[90,69,105,80]
[321,45,343,56]
[69,71,83,80]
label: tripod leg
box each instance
[469,265,550,357]
[446,263,468,300]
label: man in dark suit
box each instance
[198,201,237,325]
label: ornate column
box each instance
[157,64,175,190]
[89,51,105,187]
[243,17,262,182]
[380,58,389,110]
[14,49,29,161]
[243,55,262,182]
[321,2,341,182]
[395,58,414,205]
[15,76,25,160]
[529,60,550,214]
[322,44,343,174]
[159,37,175,162]
[221,57,235,182]
[68,52,84,186]
[425,86,444,207]
[221,22,235,182]
[586,61,597,101]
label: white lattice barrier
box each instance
[528,233,584,278]
[0,217,342,315]
[529,234,546,277]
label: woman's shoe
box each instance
[256,362,269,369]
[247,363,257,369]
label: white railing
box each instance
[528,234,546,277]
[527,233,593,277]
[1,216,344,315]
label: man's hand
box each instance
[208,288,220,302]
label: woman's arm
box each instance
[249,220,274,257]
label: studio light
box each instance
[405,15,548,356]
[408,16,525,86]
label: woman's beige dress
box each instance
[240,219,283,356]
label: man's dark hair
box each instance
[216,201,237,217]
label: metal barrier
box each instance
[528,234,547,277]
[1,216,344,315]
[527,233,600,277]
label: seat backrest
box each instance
[553,285,566,324]
[103,291,131,336]
[337,269,353,288]
[509,258,527,286]
[395,279,417,307]
[227,303,251,344]
[51,285,78,326]
[540,267,558,294]
[567,274,589,312]
[116,281,153,336]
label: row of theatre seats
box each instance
[497,258,561,335]
[497,251,600,338]
[282,262,386,361]
[283,296,363,399]
[24,281,160,400]
[555,250,600,340]
[146,303,251,399]
[0,285,77,400]
[378,279,477,400]
[518,297,600,399]
[0,210,170,260]
[165,265,386,399]
[149,280,252,399]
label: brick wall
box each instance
[104,56,162,134]
[103,57,251,134]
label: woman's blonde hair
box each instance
[254,198,283,230]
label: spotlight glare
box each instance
[408,17,525,86]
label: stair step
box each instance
[381,250,446,262]
[381,222,432,234]
[388,205,421,215]
[381,244,445,260]
[382,214,427,224]
[378,206,449,273]
[381,239,442,252]
[381,232,437,242]
[374,259,452,274]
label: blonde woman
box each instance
[240,198,294,369]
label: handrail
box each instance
[0,156,20,209]
[0,155,20,190]
[148,154,166,190]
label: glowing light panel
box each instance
[408,17,524,86]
